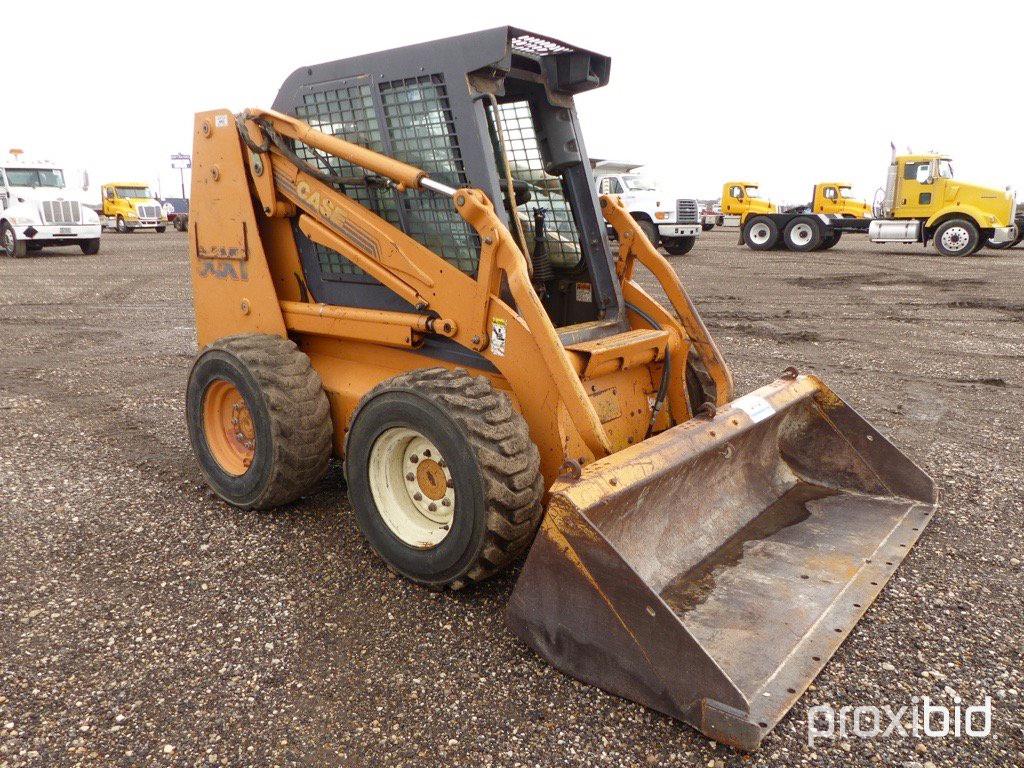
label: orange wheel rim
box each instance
[202,379,255,476]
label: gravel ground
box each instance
[1,228,1022,767]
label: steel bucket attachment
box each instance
[508,374,936,750]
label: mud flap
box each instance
[507,375,936,750]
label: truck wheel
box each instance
[817,232,842,250]
[701,222,714,232]
[783,216,824,252]
[663,236,696,256]
[742,216,779,250]
[116,216,129,234]
[155,226,167,234]
[186,334,333,509]
[1,222,27,258]
[345,367,544,590]
[174,216,189,232]
[79,239,100,255]
[933,218,980,257]
[633,216,658,247]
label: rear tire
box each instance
[783,216,824,252]
[186,333,333,510]
[345,367,544,590]
[174,216,188,232]
[634,216,658,247]
[742,215,780,251]
[80,238,100,255]
[933,218,980,257]
[663,236,696,256]
[817,232,842,250]
[701,222,714,232]
[1,222,27,258]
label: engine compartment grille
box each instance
[676,199,699,224]
[41,200,81,225]
[137,204,161,219]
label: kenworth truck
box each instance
[592,160,702,255]
[99,182,169,233]
[0,150,101,257]
[732,154,1017,256]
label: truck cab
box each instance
[0,150,101,257]
[100,182,168,233]
[873,154,1016,255]
[812,182,871,219]
[592,161,702,255]
[720,181,777,222]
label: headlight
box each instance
[655,211,670,221]
[126,212,139,220]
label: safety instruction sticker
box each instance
[575,282,593,304]
[730,394,776,423]
[490,318,507,356]
[215,115,229,128]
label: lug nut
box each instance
[409,454,419,463]
[406,473,415,481]
[428,503,437,512]
[413,492,423,501]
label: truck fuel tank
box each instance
[869,219,921,242]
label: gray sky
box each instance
[3,1,1020,205]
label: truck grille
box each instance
[676,199,699,224]
[137,204,161,219]
[41,200,82,225]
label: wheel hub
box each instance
[941,226,969,251]
[750,224,770,244]
[791,223,812,245]
[370,427,455,547]
[202,379,256,476]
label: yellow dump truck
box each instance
[98,182,168,233]
[734,155,1017,255]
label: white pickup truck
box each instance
[0,151,101,257]
[591,160,702,255]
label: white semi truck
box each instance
[0,150,101,257]
[591,160,702,255]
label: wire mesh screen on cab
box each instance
[294,74,479,279]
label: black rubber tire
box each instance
[186,333,333,510]
[155,226,167,234]
[742,215,780,251]
[933,218,981,257]
[80,238,100,255]
[345,367,544,590]
[633,216,658,247]
[817,232,842,250]
[783,216,824,252]
[116,216,129,234]
[701,222,714,232]
[663,236,696,256]
[174,216,188,232]
[2,222,27,258]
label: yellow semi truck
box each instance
[98,182,168,233]
[731,154,1017,256]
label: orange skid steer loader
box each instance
[184,28,936,750]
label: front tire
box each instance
[933,218,981,257]
[783,216,824,252]
[633,216,658,247]
[80,238,100,255]
[663,236,696,256]
[155,225,167,234]
[186,334,333,509]
[1,222,27,258]
[345,368,544,590]
[742,215,780,251]
[115,216,129,234]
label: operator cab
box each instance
[273,27,619,341]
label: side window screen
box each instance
[490,100,583,269]
[380,75,478,275]
[294,74,479,279]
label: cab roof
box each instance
[723,180,760,187]
[897,154,950,163]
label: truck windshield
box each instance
[839,187,858,198]
[115,186,152,198]
[4,168,65,188]
[623,175,657,191]
[744,186,761,198]
[937,161,954,179]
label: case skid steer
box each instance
[184,28,936,750]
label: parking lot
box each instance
[1,228,1022,766]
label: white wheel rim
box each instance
[368,427,455,548]
[2,228,13,255]
[749,223,771,245]
[790,222,813,246]
[940,226,970,253]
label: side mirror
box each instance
[81,170,89,191]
